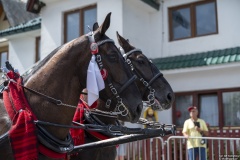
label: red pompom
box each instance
[100,69,108,80]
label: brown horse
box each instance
[0,13,143,160]
[69,30,174,160]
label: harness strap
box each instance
[36,124,74,153]
[142,72,162,95]
[7,79,77,109]
[120,47,164,104]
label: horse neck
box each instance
[24,38,90,140]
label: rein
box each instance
[120,48,163,105]
[2,73,175,154]
[34,117,175,137]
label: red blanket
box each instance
[70,99,87,146]
[3,71,38,160]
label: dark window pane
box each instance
[66,12,80,42]
[1,52,7,67]
[172,8,191,40]
[196,2,217,36]
[223,91,240,126]
[200,95,218,126]
[83,8,97,34]
[175,95,193,127]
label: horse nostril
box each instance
[167,93,173,102]
[136,105,142,114]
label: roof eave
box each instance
[141,0,160,11]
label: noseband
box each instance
[87,33,138,116]
[120,48,162,105]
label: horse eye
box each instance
[108,54,118,62]
[137,58,145,64]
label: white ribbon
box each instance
[87,55,105,106]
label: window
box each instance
[173,88,240,128]
[199,94,219,126]
[0,46,8,69]
[64,5,97,43]
[169,0,218,41]
[223,91,240,126]
[35,37,41,62]
[175,95,192,127]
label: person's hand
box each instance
[195,126,204,135]
[184,134,189,139]
[195,126,201,132]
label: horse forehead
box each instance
[102,42,119,53]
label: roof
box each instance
[152,47,240,70]
[1,0,39,27]
[0,17,41,37]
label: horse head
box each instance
[116,32,175,111]
[85,13,144,123]
[20,13,142,142]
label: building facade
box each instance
[0,0,239,130]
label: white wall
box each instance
[164,63,240,92]
[40,0,123,58]
[162,0,240,57]
[122,0,162,58]
[41,0,240,59]
[121,0,240,59]
[8,34,37,74]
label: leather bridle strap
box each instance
[111,74,137,95]
[120,48,163,104]
[148,72,162,86]
[142,72,162,95]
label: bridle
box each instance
[120,47,163,105]
[87,32,138,116]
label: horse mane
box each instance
[22,44,66,83]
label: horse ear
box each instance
[116,31,131,51]
[99,12,111,36]
[93,22,99,31]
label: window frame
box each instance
[173,87,240,129]
[0,46,8,70]
[63,4,97,43]
[168,0,218,41]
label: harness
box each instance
[120,48,163,105]
[0,36,176,158]
[0,34,140,157]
